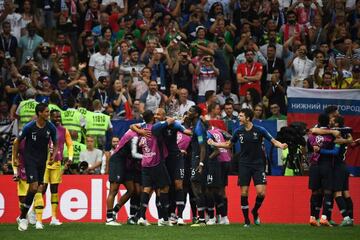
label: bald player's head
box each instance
[154,108,166,122]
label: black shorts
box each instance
[133,168,142,185]
[142,162,170,189]
[206,159,223,187]
[238,165,267,186]
[333,163,349,192]
[108,154,126,183]
[166,154,185,181]
[190,155,207,185]
[25,161,46,184]
[308,163,333,191]
[220,162,231,186]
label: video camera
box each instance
[277,122,307,148]
[276,122,307,176]
[68,161,89,174]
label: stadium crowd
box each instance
[0,0,358,230]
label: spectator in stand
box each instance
[0,21,17,58]
[205,102,222,120]
[165,83,180,118]
[317,71,338,89]
[241,88,261,110]
[288,0,323,25]
[217,80,239,108]
[148,47,173,92]
[280,11,303,43]
[178,88,195,117]
[260,30,284,59]
[89,76,111,112]
[18,23,44,65]
[139,79,167,113]
[222,101,239,134]
[130,66,150,100]
[253,103,265,120]
[232,0,258,36]
[236,50,263,101]
[78,33,97,68]
[172,49,195,96]
[195,55,219,103]
[198,90,217,116]
[349,65,360,89]
[267,103,287,120]
[114,39,130,67]
[88,40,113,85]
[53,32,73,73]
[118,47,145,84]
[263,0,285,32]
[288,44,315,88]
[265,69,286,115]
[263,44,285,93]
[109,79,132,120]
[79,136,103,174]
[303,77,314,89]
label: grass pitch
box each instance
[0,223,359,240]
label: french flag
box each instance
[287,87,360,175]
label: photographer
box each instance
[194,55,219,103]
[118,48,145,85]
[172,49,194,95]
[147,46,173,92]
[79,136,103,174]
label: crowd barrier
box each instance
[0,175,358,224]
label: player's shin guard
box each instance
[224,197,228,216]
[314,194,322,219]
[214,193,225,217]
[344,197,353,219]
[335,196,349,218]
[107,209,114,219]
[310,194,319,218]
[241,196,250,224]
[190,196,197,218]
[156,195,163,220]
[175,189,185,218]
[206,194,215,219]
[20,191,36,219]
[113,203,121,213]
[130,196,140,218]
[51,193,58,218]
[322,194,333,219]
[139,192,150,219]
[252,195,265,215]
[34,193,44,222]
[160,193,170,221]
[196,195,206,221]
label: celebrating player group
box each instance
[12,103,355,231]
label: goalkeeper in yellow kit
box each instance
[42,110,73,226]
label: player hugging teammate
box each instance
[308,106,355,227]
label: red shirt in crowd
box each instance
[237,62,263,96]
